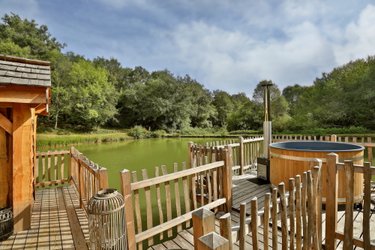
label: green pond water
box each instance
[75,138,215,190]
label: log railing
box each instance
[193,164,323,250]
[35,150,70,187]
[70,147,108,211]
[120,146,233,250]
[35,147,108,212]
[325,153,375,250]
[190,136,264,175]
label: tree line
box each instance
[1,13,374,133]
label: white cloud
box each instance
[167,19,335,93]
[334,4,375,64]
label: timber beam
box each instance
[0,112,12,134]
[0,85,49,104]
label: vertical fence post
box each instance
[120,169,136,250]
[219,213,232,247]
[330,134,337,142]
[69,147,74,184]
[189,142,195,168]
[363,162,371,249]
[223,146,233,212]
[192,208,215,250]
[78,160,84,209]
[343,160,354,250]
[98,168,108,190]
[239,136,244,175]
[325,153,338,250]
[367,137,373,163]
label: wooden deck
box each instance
[0,185,88,250]
[1,175,373,249]
[150,176,375,250]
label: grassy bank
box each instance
[37,129,131,148]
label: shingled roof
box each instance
[0,54,51,87]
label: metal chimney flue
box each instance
[257,81,272,183]
[262,82,272,159]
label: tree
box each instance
[64,59,119,130]
[282,84,308,116]
[0,13,64,60]
[179,75,215,128]
[212,90,234,127]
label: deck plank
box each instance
[1,176,372,249]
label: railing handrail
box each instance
[131,161,224,191]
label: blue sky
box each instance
[1,0,375,95]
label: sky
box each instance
[1,0,375,95]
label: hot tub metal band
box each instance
[270,152,363,163]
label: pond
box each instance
[75,138,216,190]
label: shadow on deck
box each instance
[0,185,88,250]
[1,176,373,249]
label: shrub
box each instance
[150,129,167,138]
[128,126,151,139]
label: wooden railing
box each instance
[120,146,233,250]
[190,136,264,175]
[35,150,70,187]
[35,147,108,212]
[70,147,108,211]
[273,134,375,163]
[193,164,323,250]
[325,153,375,250]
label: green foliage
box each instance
[128,126,151,139]
[0,13,64,60]
[0,39,31,57]
[290,57,375,131]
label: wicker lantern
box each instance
[0,207,13,241]
[87,189,127,250]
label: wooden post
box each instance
[367,137,373,163]
[239,203,246,250]
[223,146,232,212]
[98,168,108,190]
[198,232,229,250]
[251,198,259,250]
[311,167,322,250]
[193,208,215,250]
[295,175,302,250]
[330,134,337,142]
[271,188,278,250]
[12,104,33,232]
[219,213,232,247]
[120,170,136,250]
[239,136,244,175]
[343,160,354,250]
[278,182,288,250]
[288,178,295,250]
[189,142,195,168]
[363,162,371,249]
[263,193,270,250]
[325,153,338,250]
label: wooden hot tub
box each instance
[270,141,364,203]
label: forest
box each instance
[1,13,374,135]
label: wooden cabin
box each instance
[0,55,51,232]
